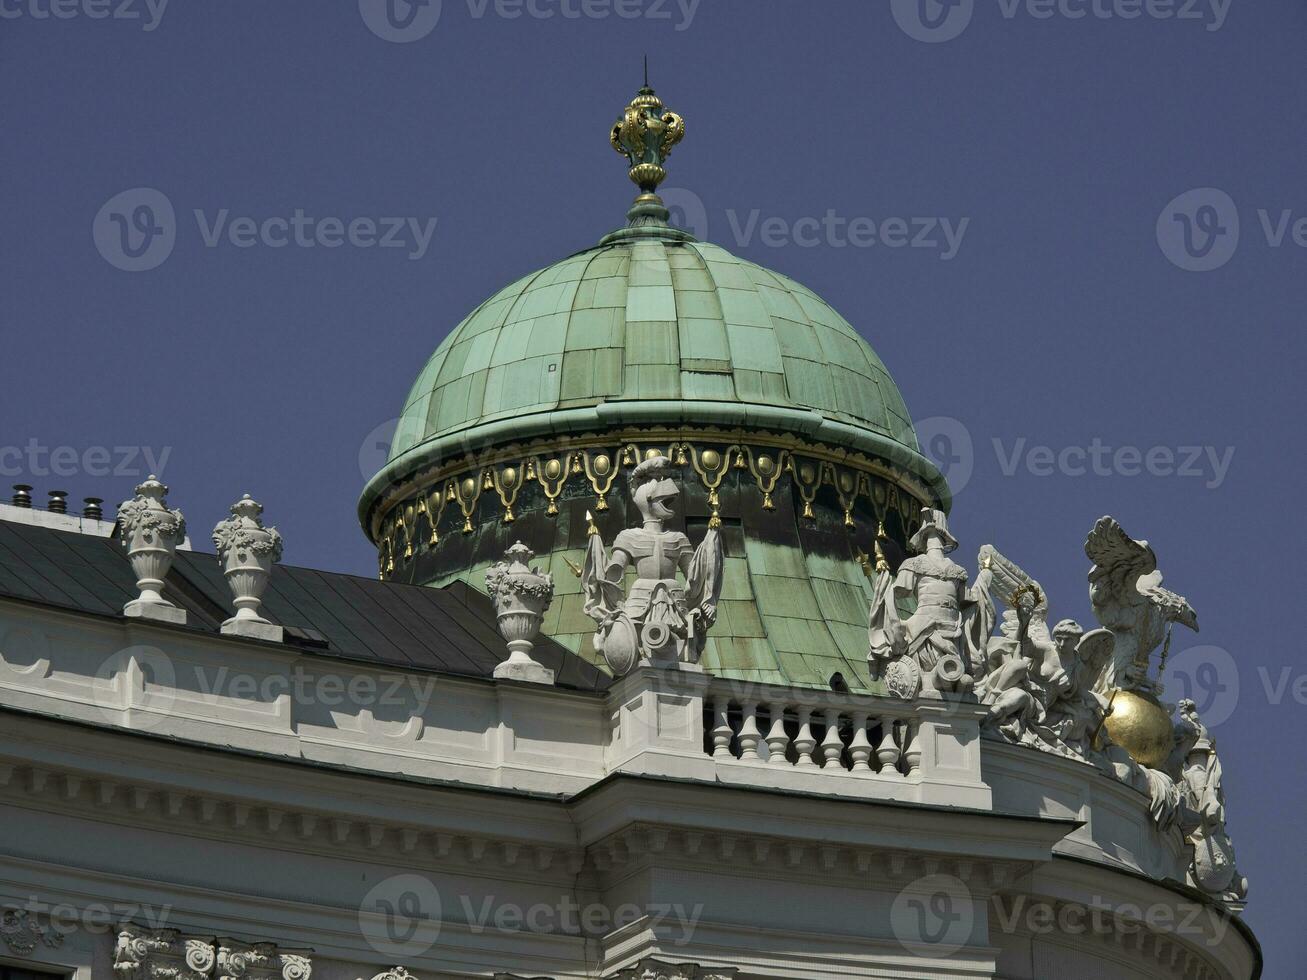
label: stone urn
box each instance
[486,542,555,684]
[115,475,187,622]
[212,495,284,639]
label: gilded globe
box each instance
[1101,689,1175,769]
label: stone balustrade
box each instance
[704,681,929,775]
[602,667,991,809]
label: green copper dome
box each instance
[368,237,932,497]
[358,83,951,692]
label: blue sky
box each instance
[1,0,1302,971]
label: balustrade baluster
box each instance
[737,700,762,761]
[875,716,902,774]
[903,719,922,774]
[848,711,872,772]
[711,697,735,759]
[792,706,818,767]
[764,705,791,765]
[820,708,844,769]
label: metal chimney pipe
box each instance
[83,497,104,521]
[47,490,68,514]
[11,485,32,508]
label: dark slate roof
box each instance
[0,517,610,692]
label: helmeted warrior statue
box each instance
[868,508,982,699]
[581,455,723,675]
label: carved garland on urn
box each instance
[375,438,930,578]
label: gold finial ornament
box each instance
[610,75,685,194]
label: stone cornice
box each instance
[0,712,1066,897]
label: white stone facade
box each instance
[0,592,1258,979]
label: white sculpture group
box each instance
[868,507,1246,905]
[115,478,283,640]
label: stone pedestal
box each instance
[605,663,714,780]
[220,618,285,643]
[124,599,189,625]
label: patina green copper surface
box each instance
[383,239,919,469]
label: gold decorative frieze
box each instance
[373,432,931,580]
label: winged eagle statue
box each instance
[1085,516,1198,695]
